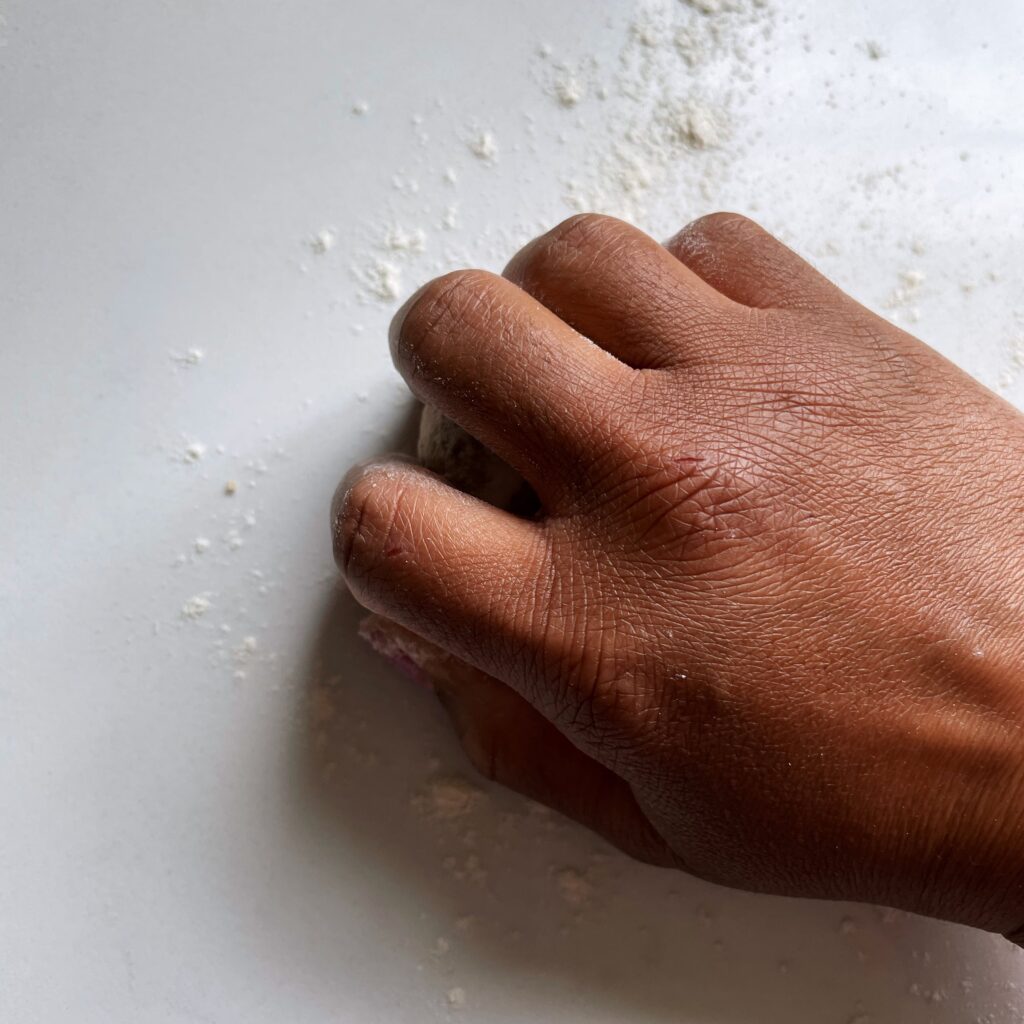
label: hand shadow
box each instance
[284,400,1020,1023]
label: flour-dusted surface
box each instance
[2,1,1024,1022]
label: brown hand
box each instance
[333,213,1024,937]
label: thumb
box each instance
[360,614,675,867]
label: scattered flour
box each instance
[558,0,774,218]
[181,594,211,620]
[446,986,467,1009]
[555,866,595,908]
[234,635,258,662]
[184,441,206,462]
[384,225,427,253]
[468,130,498,162]
[310,228,336,254]
[997,332,1024,393]
[554,72,585,107]
[441,852,488,885]
[883,269,926,322]
[172,347,204,366]
[413,776,483,820]
[663,97,725,149]
[341,0,775,306]
[365,260,403,301]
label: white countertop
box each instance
[2,1,1024,1020]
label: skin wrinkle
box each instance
[365,480,408,578]
[640,471,742,541]
[524,537,578,714]
[541,561,589,728]
[335,480,368,575]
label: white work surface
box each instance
[3,1,1024,1020]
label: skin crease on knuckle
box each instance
[342,214,1024,940]
[541,212,632,264]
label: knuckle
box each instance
[549,212,628,260]
[507,213,640,310]
[608,444,768,564]
[692,210,757,239]
[399,268,499,339]
[670,210,758,256]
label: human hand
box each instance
[334,213,1024,938]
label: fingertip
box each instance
[387,281,432,362]
[330,450,551,675]
[329,454,423,575]
[388,269,500,373]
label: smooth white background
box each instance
[2,1,1023,1021]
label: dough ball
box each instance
[417,404,537,514]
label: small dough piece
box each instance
[417,404,536,514]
